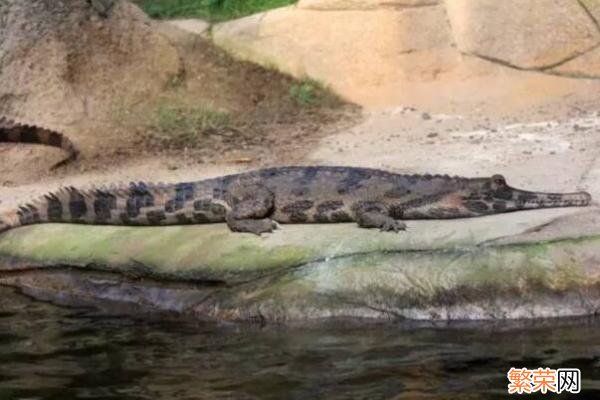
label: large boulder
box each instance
[0,0,182,125]
[1,207,599,323]
[205,0,600,109]
[552,47,600,78]
[444,0,600,69]
[211,5,461,108]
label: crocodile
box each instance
[0,117,79,170]
[0,166,591,235]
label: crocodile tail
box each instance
[0,210,20,235]
[0,117,79,169]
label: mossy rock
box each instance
[1,208,599,323]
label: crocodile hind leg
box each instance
[225,183,277,235]
[354,202,406,232]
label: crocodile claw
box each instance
[379,220,407,233]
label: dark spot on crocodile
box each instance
[401,192,450,209]
[466,201,489,213]
[147,210,166,225]
[388,204,404,219]
[94,191,117,222]
[212,188,227,200]
[303,167,319,181]
[126,183,155,218]
[194,199,213,211]
[317,200,343,213]
[330,211,352,222]
[289,212,308,223]
[314,213,330,223]
[129,183,155,206]
[166,183,194,212]
[193,212,210,223]
[494,187,513,200]
[48,132,62,147]
[175,213,192,224]
[68,188,87,220]
[429,207,462,218]
[125,200,140,218]
[294,167,319,186]
[282,200,314,214]
[20,129,39,143]
[175,182,195,201]
[548,194,562,202]
[165,199,183,213]
[493,201,506,211]
[337,169,371,192]
[353,201,386,214]
[517,193,537,203]
[260,169,278,179]
[45,193,63,222]
[119,212,132,224]
[385,187,411,198]
[291,187,309,197]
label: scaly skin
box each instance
[0,166,592,235]
[0,117,79,169]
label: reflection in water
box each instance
[0,286,598,400]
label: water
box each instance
[0,286,598,400]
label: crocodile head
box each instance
[457,174,592,216]
[402,174,592,219]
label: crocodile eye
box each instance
[491,174,506,186]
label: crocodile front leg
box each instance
[354,201,406,232]
[225,183,277,235]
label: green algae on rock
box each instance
[0,208,599,323]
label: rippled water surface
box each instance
[0,287,599,399]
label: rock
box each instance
[209,1,600,110]
[212,5,458,107]
[445,0,600,69]
[551,47,600,78]
[167,19,211,36]
[580,0,600,24]
[88,0,114,16]
[0,0,182,125]
[298,0,439,10]
[1,207,599,323]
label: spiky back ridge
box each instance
[0,117,79,169]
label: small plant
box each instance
[289,78,330,107]
[148,103,231,147]
[165,72,185,89]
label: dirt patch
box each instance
[120,22,358,166]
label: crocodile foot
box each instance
[227,218,278,235]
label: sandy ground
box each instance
[2,93,600,214]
